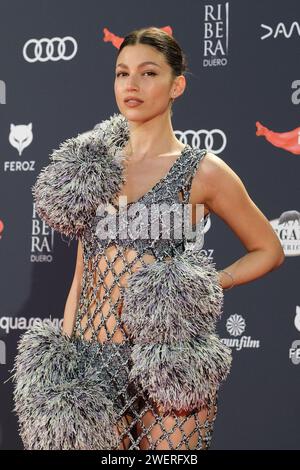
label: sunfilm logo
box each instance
[4,123,36,172]
[221,314,260,351]
[289,306,300,365]
[203,2,229,67]
[270,210,300,257]
[0,80,6,104]
[226,314,245,336]
[31,203,55,263]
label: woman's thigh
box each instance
[134,394,219,450]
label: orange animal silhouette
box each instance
[103,26,173,49]
[0,219,4,239]
[256,121,300,155]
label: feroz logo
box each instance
[4,123,36,172]
[23,36,78,62]
[9,123,33,156]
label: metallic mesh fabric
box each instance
[71,145,218,450]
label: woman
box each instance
[10,27,284,451]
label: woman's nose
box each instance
[126,74,140,89]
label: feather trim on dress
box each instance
[129,333,232,413]
[32,113,130,239]
[121,248,232,412]
[8,322,123,450]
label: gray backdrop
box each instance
[0,0,299,450]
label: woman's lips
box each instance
[124,99,144,107]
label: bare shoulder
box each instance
[199,149,234,180]
[191,150,232,204]
[194,150,248,202]
[192,150,284,261]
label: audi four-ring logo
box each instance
[23,36,78,62]
[175,129,227,154]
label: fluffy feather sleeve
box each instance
[32,113,129,239]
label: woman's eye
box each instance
[116,71,157,77]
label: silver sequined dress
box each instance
[10,114,232,451]
[72,142,218,450]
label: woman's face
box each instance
[114,43,183,122]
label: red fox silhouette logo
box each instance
[256,122,300,155]
[103,26,173,49]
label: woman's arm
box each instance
[199,152,285,290]
[62,239,84,338]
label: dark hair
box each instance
[117,26,189,115]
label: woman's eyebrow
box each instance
[116,61,161,68]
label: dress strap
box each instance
[179,148,207,204]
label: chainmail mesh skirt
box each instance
[91,339,219,450]
[65,233,227,451]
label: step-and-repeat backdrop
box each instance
[0,0,299,450]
